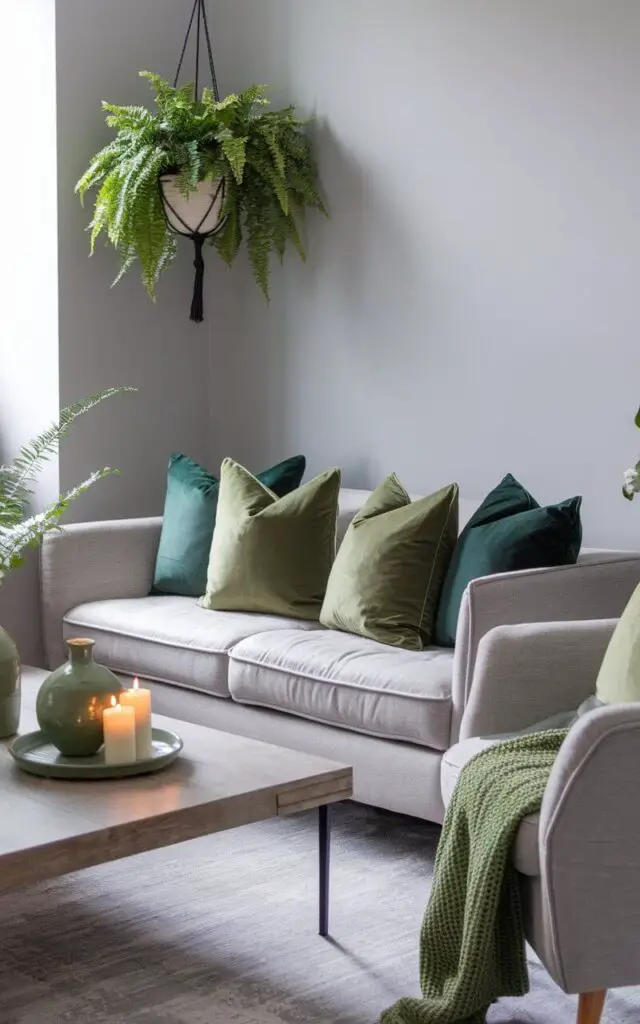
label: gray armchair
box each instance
[441,618,640,1024]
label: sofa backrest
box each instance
[337,488,480,547]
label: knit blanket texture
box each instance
[381,729,569,1024]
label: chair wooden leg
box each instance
[577,990,606,1024]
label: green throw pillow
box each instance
[320,475,459,650]
[153,453,306,597]
[595,583,640,704]
[434,474,582,647]
[200,459,341,620]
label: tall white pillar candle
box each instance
[103,698,136,764]
[120,677,153,759]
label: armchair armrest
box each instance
[457,619,616,741]
[41,518,162,668]
[536,703,640,993]
[450,552,640,740]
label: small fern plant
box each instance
[75,73,326,300]
[0,387,135,579]
[622,406,640,500]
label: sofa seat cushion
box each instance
[228,629,455,749]
[441,737,540,876]
[63,597,322,699]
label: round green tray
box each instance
[10,727,183,780]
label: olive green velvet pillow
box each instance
[200,459,341,621]
[320,474,459,650]
[595,582,640,705]
[153,453,306,597]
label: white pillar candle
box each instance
[120,677,153,760]
[102,697,136,764]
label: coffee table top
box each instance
[0,669,352,892]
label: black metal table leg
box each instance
[318,803,331,937]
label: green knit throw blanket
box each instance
[381,729,569,1024]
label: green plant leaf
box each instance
[0,469,119,574]
[214,178,241,265]
[221,136,248,184]
[176,140,202,195]
[0,388,136,576]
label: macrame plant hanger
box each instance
[159,0,226,323]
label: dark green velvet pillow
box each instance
[153,453,306,597]
[434,474,582,647]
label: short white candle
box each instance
[102,697,136,764]
[120,677,153,760]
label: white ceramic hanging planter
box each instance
[159,175,226,236]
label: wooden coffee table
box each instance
[0,670,352,936]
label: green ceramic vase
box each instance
[36,638,123,756]
[0,625,20,739]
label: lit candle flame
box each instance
[110,696,118,708]
[133,677,140,691]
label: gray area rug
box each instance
[0,803,637,1023]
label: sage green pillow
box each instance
[153,453,306,597]
[595,583,640,704]
[200,459,341,620]
[320,475,459,650]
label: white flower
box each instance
[623,462,640,499]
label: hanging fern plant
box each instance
[75,72,326,314]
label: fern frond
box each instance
[257,123,286,177]
[112,245,137,285]
[246,147,289,215]
[176,140,201,196]
[242,179,275,299]
[75,140,124,201]
[2,388,136,517]
[284,158,326,213]
[284,208,306,260]
[112,145,154,240]
[140,70,176,111]
[220,136,248,184]
[137,172,174,296]
[0,469,118,575]
[237,84,269,117]
[213,178,242,265]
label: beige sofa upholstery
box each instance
[228,628,454,750]
[41,489,640,824]
[64,597,323,698]
[441,618,640,998]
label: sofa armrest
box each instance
[458,619,616,741]
[41,518,162,668]
[536,703,640,993]
[450,552,640,740]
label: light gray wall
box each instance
[0,560,44,668]
[207,0,640,548]
[56,0,212,521]
[0,0,59,498]
[0,1,58,665]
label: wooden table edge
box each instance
[0,767,353,892]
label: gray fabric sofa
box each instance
[40,489,640,824]
[442,619,639,1022]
